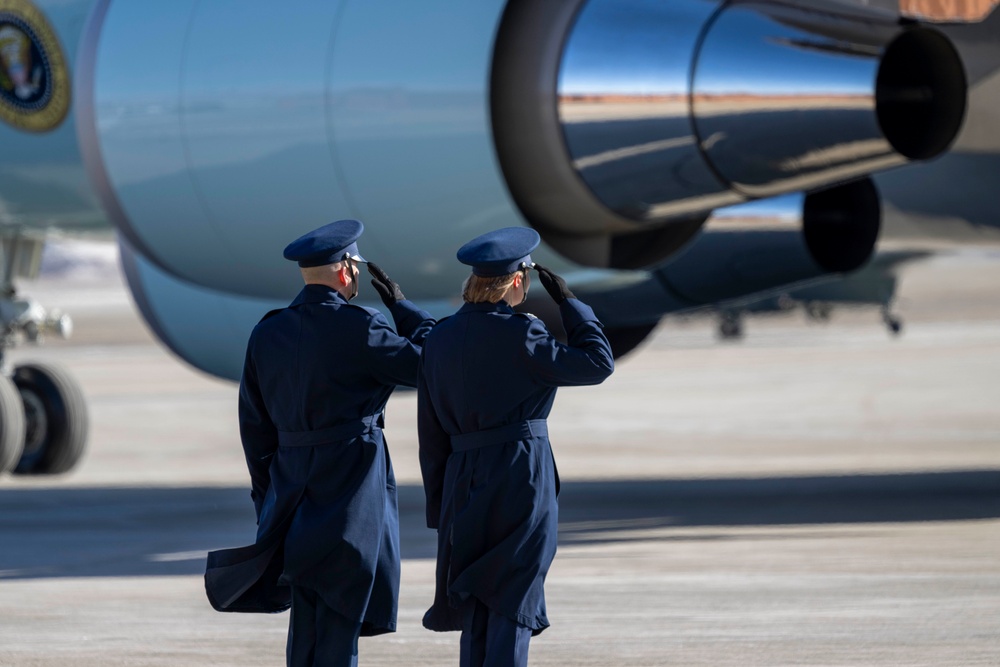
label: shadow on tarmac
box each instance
[1,470,998,580]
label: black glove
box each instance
[368,262,405,307]
[534,264,575,304]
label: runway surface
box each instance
[1,247,999,665]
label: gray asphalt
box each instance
[1,251,999,666]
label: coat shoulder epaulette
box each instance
[513,312,538,321]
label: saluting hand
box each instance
[368,263,406,307]
[533,264,576,304]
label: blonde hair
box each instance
[462,272,519,303]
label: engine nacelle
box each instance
[78,0,522,300]
[118,236,457,383]
[118,236,285,382]
[491,0,965,268]
[568,178,883,337]
[78,0,965,300]
[124,176,881,377]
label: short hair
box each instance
[299,260,347,284]
[462,271,519,304]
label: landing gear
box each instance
[717,312,744,340]
[805,301,833,322]
[881,306,903,336]
[1,233,89,477]
[0,374,25,473]
[12,363,88,474]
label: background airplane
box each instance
[679,246,928,340]
[0,0,997,477]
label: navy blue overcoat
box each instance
[417,297,614,634]
[205,284,434,637]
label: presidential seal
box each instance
[0,0,68,132]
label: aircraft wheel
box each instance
[718,315,743,340]
[805,302,832,321]
[881,307,904,337]
[0,374,26,474]
[12,363,89,475]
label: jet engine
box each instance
[559,177,884,357]
[76,0,966,301]
[492,0,966,268]
[122,177,883,376]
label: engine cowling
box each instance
[78,0,965,300]
[491,0,965,268]
[123,176,881,376]
[78,0,522,300]
[557,177,883,356]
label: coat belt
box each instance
[450,419,548,452]
[277,413,383,447]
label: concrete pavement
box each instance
[1,250,999,665]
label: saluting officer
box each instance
[205,219,435,667]
[417,227,614,666]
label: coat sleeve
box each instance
[363,309,431,388]
[388,299,436,345]
[417,357,450,529]
[524,297,615,387]
[237,338,278,523]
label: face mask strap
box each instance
[344,255,358,301]
[518,263,532,306]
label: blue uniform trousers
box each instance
[287,586,362,667]
[460,598,532,667]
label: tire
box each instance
[12,363,89,475]
[718,316,743,340]
[0,374,25,474]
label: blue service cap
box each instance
[283,219,367,267]
[457,227,540,277]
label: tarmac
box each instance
[1,247,999,666]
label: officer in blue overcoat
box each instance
[204,219,435,667]
[417,227,615,666]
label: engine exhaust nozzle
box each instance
[690,2,967,199]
